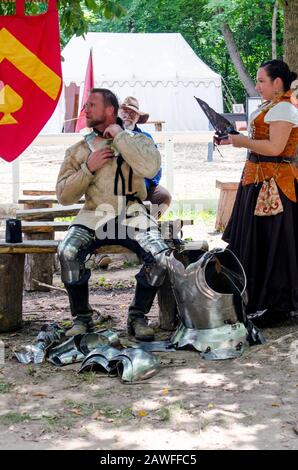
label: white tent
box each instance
[48,32,223,133]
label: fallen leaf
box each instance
[207,403,214,409]
[91,410,103,420]
[69,408,83,416]
[161,388,169,396]
[271,403,280,407]
[137,410,148,417]
[33,392,48,398]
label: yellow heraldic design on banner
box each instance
[0,0,62,162]
[0,84,23,125]
[0,27,61,103]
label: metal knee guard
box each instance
[135,228,169,286]
[58,225,94,283]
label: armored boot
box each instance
[64,270,94,337]
[127,282,158,341]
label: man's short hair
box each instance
[90,88,119,117]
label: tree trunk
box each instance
[272,0,279,59]
[221,21,257,96]
[283,0,298,73]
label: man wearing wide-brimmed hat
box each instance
[119,96,172,219]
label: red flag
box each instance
[75,49,94,132]
[0,0,62,162]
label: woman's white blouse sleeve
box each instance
[265,102,298,126]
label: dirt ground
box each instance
[1,243,298,451]
[1,143,298,450]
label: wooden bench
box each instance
[215,180,239,231]
[18,197,85,209]
[16,203,193,291]
[23,190,56,196]
[16,204,82,221]
[0,239,207,333]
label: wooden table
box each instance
[144,120,165,131]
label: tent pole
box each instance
[12,158,20,204]
[165,137,174,198]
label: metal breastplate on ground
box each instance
[167,248,246,329]
[168,248,249,358]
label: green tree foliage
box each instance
[0,1,125,47]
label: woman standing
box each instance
[223,60,298,325]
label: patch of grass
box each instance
[62,399,134,423]
[122,260,139,268]
[160,208,216,223]
[26,365,36,376]
[60,320,72,328]
[103,406,134,421]
[0,412,32,425]
[56,216,75,222]
[94,389,107,398]
[63,399,95,417]
[114,281,125,289]
[157,402,186,422]
[198,209,216,222]
[41,412,61,427]
[158,406,171,422]
[0,381,12,394]
[76,371,99,385]
[97,276,112,288]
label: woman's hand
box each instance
[228,133,250,148]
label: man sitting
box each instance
[56,88,169,341]
[119,96,172,219]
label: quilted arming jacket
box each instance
[56,130,161,230]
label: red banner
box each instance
[75,50,94,133]
[0,0,62,162]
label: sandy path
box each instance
[0,141,246,205]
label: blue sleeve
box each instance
[134,128,162,188]
[145,168,162,188]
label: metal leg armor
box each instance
[135,228,169,287]
[58,226,95,336]
[124,227,169,341]
[127,281,158,341]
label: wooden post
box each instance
[158,273,178,331]
[24,231,54,291]
[207,121,214,162]
[12,158,20,204]
[165,137,174,197]
[22,200,55,292]
[0,254,24,332]
[215,180,239,231]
